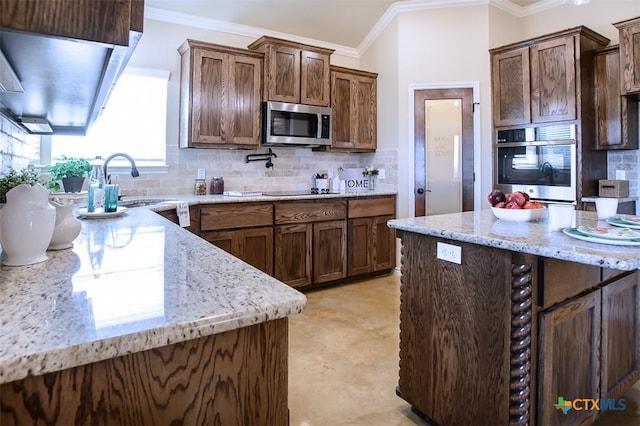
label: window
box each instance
[47,67,169,167]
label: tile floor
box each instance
[288,273,640,426]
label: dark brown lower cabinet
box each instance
[275,223,313,288]
[395,230,640,425]
[313,220,347,284]
[538,291,602,426]
[203,227,274,274]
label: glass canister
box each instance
[194,179,206,195]
[210,176,224,194]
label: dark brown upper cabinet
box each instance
[614,17,640,97]
[178,40,263,149]
[594,45,638,150]
[248,36,334,107]
[330,65,378,152]
[490,26,609,127]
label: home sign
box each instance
[341,168,370,192]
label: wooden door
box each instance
[414,88,474,217]
[530,36,576,123]
[239,227,274,275]
[313,220,346,283]
[601,271,640,399]
[491,46,531,126]
[347,217,373,276]
[274,224,312,288]
[301,50,330,106]
[537,290,601,426]
[330,67,377,152]
[594,46,638,150]
[192,49,226,144]
[615,17,640,95]
[227,54,262,147]
[265,45,300,103]
[373,215,395,272]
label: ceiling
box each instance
[145,0,550,48]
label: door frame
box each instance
[408,82,482,217]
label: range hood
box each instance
[0,0,143,135]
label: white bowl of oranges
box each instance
[488,190,546,222]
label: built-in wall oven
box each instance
[494,124,576,203]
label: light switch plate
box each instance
[378,169,386,179]
[437,242,461,264]
[616,170,626,180]
[197,168,205,180]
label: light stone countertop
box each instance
[389,209,640,271]
[0,200,313,384]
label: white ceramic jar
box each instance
[48,200,82,250]
[0,183,56,266]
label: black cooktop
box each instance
[262,190,338,197]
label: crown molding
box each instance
[144,6,359,58]
[146,1,566,60]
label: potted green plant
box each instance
[47,156,92,193]
[0,167,44,204]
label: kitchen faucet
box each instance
[103,153,140,183]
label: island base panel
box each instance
[0,318,289,426]
[396,232,514,425]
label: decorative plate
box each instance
[606,216,640,230]
[77,206,128,219]
[563,228,640,246]
[576,224,640,240]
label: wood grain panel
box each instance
[331,74,353,146]
[530,36,576,123]
[347,218,373,276]
[0,319,289,426]
[373,216,395,271]
[614,17,640,95]
[301,50,330,106]
[229,55,262,145]
[1,0,133,46]
[196,50,225,142]
[540,258,600,309]
[491,46,530,126]
[397,232,511,425]
[200,203,273,231]
[275,200,346,225]
[601,271,640,399]
[241,227,274,275]
[275,223,312,287]
[272,46,300,102]
[313,220,347,283]
[348,196,395,218]
[537,291,601,426]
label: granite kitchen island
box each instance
[388,209,640,426]
[0,205,306,425]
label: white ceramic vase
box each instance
[0,183,56,266]
[48,200,82,250]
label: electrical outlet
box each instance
[377,169,386,179]
[437,242,461,264]
[616,170,626,180]
[197,168,205,180]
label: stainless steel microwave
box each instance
[262,101,332,147]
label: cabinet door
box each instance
[530,36,576,123]
[313,220,346,284]
[265,45,300,103]
[331,70,377,152]
[602,271,640,399]
[616,18,640,95]
[373,215,395,272]
[239,227,274,275]
[300,50,330,106]
[192,49,227,144]
[275,223,312,288]
[594,47,638,150]
[347,217,373,276]
[227,55,262,147]
[204,230,238,255]
[538,291,601,426]
[491,46,531,126]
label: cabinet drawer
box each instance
[200,203,273,231]
[275,200,346,224]
[348,196,395,218]
[541,258,601,309]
